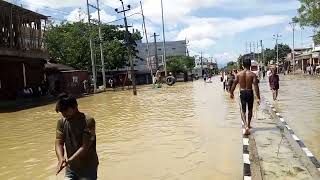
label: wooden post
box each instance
[29,21,32,49]
[37,20,40,49]
[42,19,47,49]
[9,5,13,48]
[22,63,27,87]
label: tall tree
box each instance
[294,0,320,44]
[226,61,237,72]
[166,56,195,74]
[263,44,291,65]
[45,21,142,71]
[264,48,275,65]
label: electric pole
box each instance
[273,34,281,73]
[289,22,296,74]
[200,52,203,76]
[160,0,167,76]
[245,41,248,53]
[115,0,137,95]
[86,0,97,93]
[140,1,153,81]
[87,0,106,90]
[151,33,160,69]
[261,40,264,66]
[96,0,106,89]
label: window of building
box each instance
[172,48,176,50]
[158,48,162,51]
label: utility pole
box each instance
[160,0,167,76]
[87,0,106,90]
[151,33,160,69]
[289,22,296,74]
[86,0,97,93]
[200,52,203,76]
[261,40,264,66]
[245,41,248,53]
[257,41,260,62]
[140,1,153,82]
[273,34,281,73]
[96,0,106,89]
[115,0,137,95]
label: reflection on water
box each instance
[260,75,320,160]
[0,78,242,180]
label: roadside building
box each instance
[45,62,89,96]
[135,40,187,84]
[0,1,48,100]
[108,40,187,85]
[286,48,313,73]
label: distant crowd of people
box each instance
[304,63,319,75]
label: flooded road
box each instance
[260,75,320,160]
[0,77,242,180]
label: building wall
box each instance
[58,71,89,95]
[135,40,187,72]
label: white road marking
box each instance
[243,154,250,164]
[243,138,249,146]
[302,148,314,157]
[292,134,300,141]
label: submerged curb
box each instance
[264,99,320,178]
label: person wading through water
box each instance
[230,59,261,135]
[55,94,99,179]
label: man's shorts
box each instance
[65,167,97,180]
[240,89,254,113]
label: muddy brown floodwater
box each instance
[0,78,243,180]
[260,75,320,161]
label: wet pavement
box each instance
[252,106,313,180]
[260,75,320,160]
[0,78,243,180]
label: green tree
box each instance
[166,56,195,74]
[264,48,275,65]
[226,61,237,72]
[294,0,320,44]
[237,55,243,69]
[263,44,291,65]
[45,21,142,70]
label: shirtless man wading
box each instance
[230,59,261,135]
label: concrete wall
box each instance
[134,40,187,72]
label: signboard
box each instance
[147,55,164,70]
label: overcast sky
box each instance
[11,0,315,67]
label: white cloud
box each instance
[189,38,216,49]
[65,8,116,23]
[130,0,225,25]
[24,0,81,9]
[65,8,87,22]
[178,15,289,41]
[91,10,117,23]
